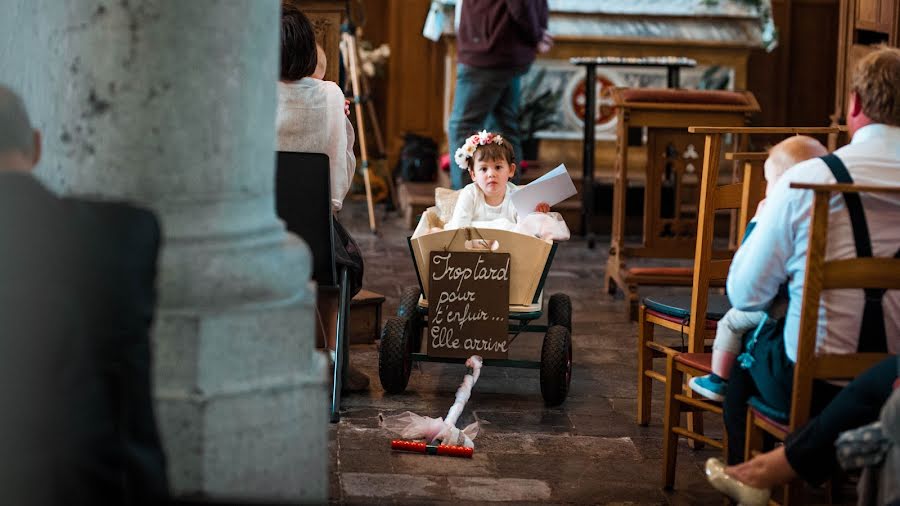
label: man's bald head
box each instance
[0,85,40,172]
[764,135,828,189]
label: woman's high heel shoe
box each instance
[705,458,771,506]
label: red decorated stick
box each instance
[390,440,473,458]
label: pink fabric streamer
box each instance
[380,355,484,448]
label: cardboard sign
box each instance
[427,251,510,359]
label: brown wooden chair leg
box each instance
[743,408,764,462]
[636,304,654,426]
[662,354,683,490]
[686,384,705,450]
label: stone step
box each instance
[349,289,385,345]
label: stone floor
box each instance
[328,200,839,505]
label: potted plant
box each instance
[518,67,562,162]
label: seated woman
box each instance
[705,355,899,506]
[277,6,368,391]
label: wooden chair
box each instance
[654,126,843,490]
[637,141,767,428]
[743,182,899,505]
[606,88,760,320]
[275,151,350,423]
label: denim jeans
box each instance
[448,63,527,189]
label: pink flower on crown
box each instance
[454,130,505,169]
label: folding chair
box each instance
[743,181,899,505]
[275,151,350,423]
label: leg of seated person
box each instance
[316,290,339,351]
[724,364,760,464]
[782,356,897,486]
[725,356,897,488]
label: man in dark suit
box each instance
[0,85,169,504]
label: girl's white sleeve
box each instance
[446,186,475,230]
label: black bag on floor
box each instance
[395,133,438,182]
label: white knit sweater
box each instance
[277,78,356,211]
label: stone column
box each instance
[0,0,327,501]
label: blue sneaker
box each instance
[689,374,726,402]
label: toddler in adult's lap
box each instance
[689,135,828,402]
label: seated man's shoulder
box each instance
[65,198,161,248]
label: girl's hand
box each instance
[534,202,550,213]
[344,98,351,117]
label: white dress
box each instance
[277,79,356,212]
[445,182,519,231]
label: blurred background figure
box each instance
[0,84,169,505]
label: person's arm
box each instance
[325,82,354,211]
[446,186,476,230]
[726,174,805,311]
[504,0,546,44]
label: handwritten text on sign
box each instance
[427,251,510,359]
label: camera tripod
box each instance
[340,15,390,234]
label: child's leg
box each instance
[712,309,766,379]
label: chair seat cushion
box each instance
[642,293,731,320]
[749,396,790,427]
[674,352,713,373]
[619,88,752,106]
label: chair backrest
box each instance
[275,151,337,287]
[684,126,844,352]
[788,182,900,430]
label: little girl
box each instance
[689,135,828,402]
[445,130,549,231]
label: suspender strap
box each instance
[819,154,888,353]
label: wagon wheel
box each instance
[396,286,424,352]
[547,293,572,332]
[379,316,414,394]
[540,325,572,406]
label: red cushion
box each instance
[645,308,718,330]
[751,407,789,435]
[674,352,713,373]
[620,88,751,106]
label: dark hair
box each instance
[280,5,317,81]
[468,137,516,170]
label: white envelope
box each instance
[511,164,577,217]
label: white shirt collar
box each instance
[850,123,900,145]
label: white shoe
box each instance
[705,458,770,506]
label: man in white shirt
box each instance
[723,46,900,464]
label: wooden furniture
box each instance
[742,181,899,505]
[275,152,349,423]
[286,0,345,83]
[349,289,385,344]
[571,56,697,245]
[653,129,768,490]
[830,0,900,147]
[636,130,764,424]
[606,88,760,320]
[654,125,847,491]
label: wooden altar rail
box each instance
[689,126,847,134]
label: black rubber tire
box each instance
[397,286,424,352]
[397,286,421,318]
[548,293,572,331]
[540,325,572,406]
[379,316,413,394]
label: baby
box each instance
[445,130,549,231]
[689,135,828,402]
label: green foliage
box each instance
[518,67,562,142]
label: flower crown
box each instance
[454,130,505,170]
